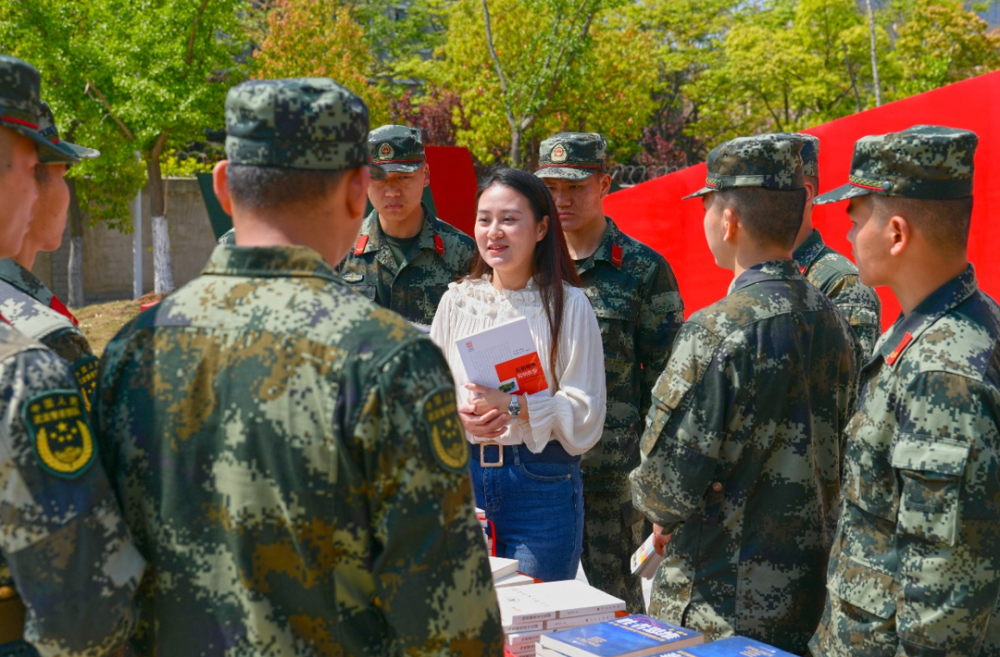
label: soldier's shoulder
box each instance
[906,290,1000,383]
[435,218,476,250]
[808,247,859,284]
[0,322,46,362]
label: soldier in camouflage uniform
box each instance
[94,77,502,656]
[0,54,143,657]
[0,101,101,407]
[536,132,684,613]
[337,125,476,326]
[791,133,882,363]
[810,126,1000,657]
[216,226,235,244]
[631,134,857,654]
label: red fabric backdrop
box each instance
[426,145,478,237]
[603,71,1000,329]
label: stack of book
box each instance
[497,581,627,657]
[476,508,494,555]
[491,557,537,588]
[656,636,797,656]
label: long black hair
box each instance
[470,167,582,381]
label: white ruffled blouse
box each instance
[430,276,607,456]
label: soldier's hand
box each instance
[652,524,671,556]
[457,401,509,439]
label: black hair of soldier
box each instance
[871,194,974,253]
[226,164,348,210]
[713,186,808,250]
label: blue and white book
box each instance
[654,636,796,657]
[538,615,704,657]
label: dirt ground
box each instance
[76,293,163,356]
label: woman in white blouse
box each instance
[430,167,606,582]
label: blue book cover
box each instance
[652,636,797,657]
[538,615,704,657]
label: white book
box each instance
[497,581,626,625]
[506,629,555,646]
[505,642,536,657]
[545,612,616,630]
[502,619,543,634]
[455,317,549,396]
[495,572,537,588]
[491,556,520,581]
[535,645,567,657]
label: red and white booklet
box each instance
[455,317,549,396]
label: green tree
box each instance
[252,0,390,124]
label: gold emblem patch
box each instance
[551,144,568,163]
[423,387,468,473]
[73,355,100,413]
[22,390,96,479]
[378,142,394,160]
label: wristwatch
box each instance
[508,394,521,419]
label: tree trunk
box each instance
[146,134,174,295]
[865,0,881,106]
[66,178,85,308]
[509,127,522,169]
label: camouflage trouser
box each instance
[581,485,646,614]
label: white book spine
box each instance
[506,629,554,646]
[544,611,616,629]
[502,620,543,633]
[555,601,627,619]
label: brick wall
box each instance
[34,177,217,305]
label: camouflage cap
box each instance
[799,133,819,178]
[0,55,66,160]
[683,133,805,200]
[535,132,607,181]
[37,101,98,165]
[369,124,425,174]
[225,77,385,178]
[813,125,976,205]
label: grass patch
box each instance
[76,297,157,356]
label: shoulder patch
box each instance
[72,355,99,412]
[422,386,469,473]
[21,390,96,479]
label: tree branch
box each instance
[481,0,517,130]
[186,0,212,66]
[524,0,596,127]
[84,80,136,141]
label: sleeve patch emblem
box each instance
[22,390,96,479]
[72,355,100,413]
[422,386,469,473]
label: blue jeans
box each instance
[470,443,583,582]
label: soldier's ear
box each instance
[422,162,431,188]
[888,214,911,257]
[722,207,739,243]
[598,172,612,198]
[346,166,371,222]
[213,160,234,215]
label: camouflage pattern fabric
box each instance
[337,205,476,326]
[0,260,98,407]
[36,100,98,165]
[536,132,608,181]
[630,260,857,655]
[794,229,882,361]
[217,227,235,245]
[0,322,143,657]
[94,245,502,656]
[811,265,1000,657]
[0,55,71,162]
[799,133,819,178]
[575,218,684,613]
[369,124,426,174]
[814,125,976,204]
[224,77,384,177]
[684,134,805,199]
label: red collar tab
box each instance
[354,235,369,256]
[49,295,79,326]
[611,244,623,267]
[434,234,444,256]
[886,331,913,366]
[0,312,8,325]
[800,265,807,275]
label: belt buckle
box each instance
[480,441,504,468]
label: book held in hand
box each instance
[538,614,704,657]
[630,534,664,580]
[456,317,549,396]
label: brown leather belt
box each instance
[0,587,25,645]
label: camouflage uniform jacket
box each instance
[0,322,143,657]
[630,260,857,654]
[811,265,1000,657]
[337,205,476,326]
[94,245,503,657]
[0,259,98,405]
[794,229,882,362]
[575,217,684,491]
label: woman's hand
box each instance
[458,383,511,439]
